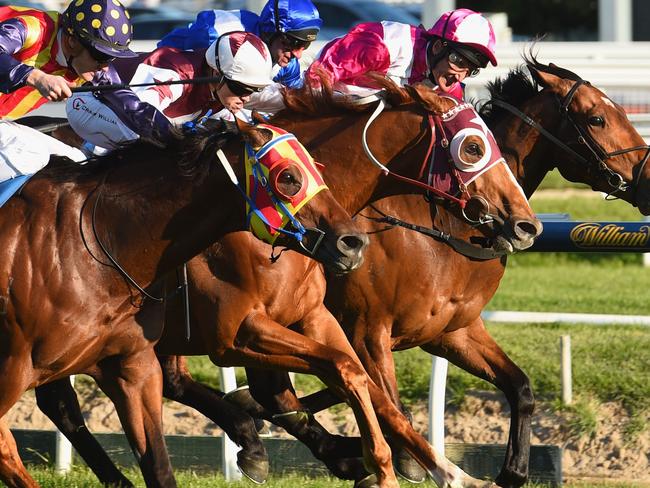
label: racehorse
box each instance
[0,119,369,488]
[287,57,650,487]
[30,83,541,488]
[93,58,649,488]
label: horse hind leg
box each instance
[35,379,134,487]
[157,355,269,484]
[422,318,533,488]
[94,349,177,488]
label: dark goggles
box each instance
[79,37,116,64]
[448,50,480,77]
[225,77,263,97]
[280,33,311,51]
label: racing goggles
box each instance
[448,50,480,78]
[280,33,311,51]
[225,78,264,97]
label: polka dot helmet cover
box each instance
[62,0,137,58]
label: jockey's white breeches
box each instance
[0,120,86,183]
[66,92,139,151]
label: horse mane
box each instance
[480,49,583,125]
[41,119,239,183]
[280,71,413,117]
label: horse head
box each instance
[483,56,650,214]
[405,83,543,254]
[236,119,369,273]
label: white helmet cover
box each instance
[206,31,274,88]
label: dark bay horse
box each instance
[32,83,542,488]
[0,120,368,488]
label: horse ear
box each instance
[528,65,574,95]
[236,118,273,149]
[404,83,455,114]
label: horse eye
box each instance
[466,143,482,156]
[588,115,605,127]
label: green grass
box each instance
[27,467,649,487]
[537,169,590,191]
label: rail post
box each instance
[219,367,242,481]
[54,376,74,473]
[428,356,448,454]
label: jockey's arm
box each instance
[0,18,72,100]
[72,66,172,146]
[306,27,390,87]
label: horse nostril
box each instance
[515,219,543,239]
[337,233,369,255]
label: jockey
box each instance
[157,0,322,112]
[67,31,274,152]
[0,0,142,183]
[306,8,497,99]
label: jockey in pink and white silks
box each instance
[306,8,497,99]
[66,31,273,153]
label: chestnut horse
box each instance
[0,120,369,488]
[289,58,650,487]
[31,83,541,488]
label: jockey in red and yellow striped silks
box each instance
[0,6,81,118]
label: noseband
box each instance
[488,79,650,198]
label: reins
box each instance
[362,97,469,208]
[361,204,505,260]
[485,79,650,197]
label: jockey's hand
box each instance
[26,69,74,102]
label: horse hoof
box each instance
[255,418,272,436]
[354,473,379,488]
[394,449,426,483]
[237,451,269,484]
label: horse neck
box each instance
[281,108,427,214]
[89,145,242,284]
[491,93,562,198]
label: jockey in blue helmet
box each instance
[158,0,322,89]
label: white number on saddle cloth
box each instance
[0,121,86,184]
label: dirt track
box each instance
[7,384,649,483]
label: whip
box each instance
[71,75,224,93]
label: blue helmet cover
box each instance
[258,0,322,35]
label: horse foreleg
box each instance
[157,355,269,484]
[350,321,427,483]
[421,319,533,488]
[209,310,398,488]
[245,367,368,482]
[0,418,38,488]
[95,349,177,488]
[35,379,134,487]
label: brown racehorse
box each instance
[69,58,650,488]
[0,119,369,488]
[287,57,650,487]
[31,83,542,488]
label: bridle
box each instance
[487,78,650,198]
[362,96,501,226]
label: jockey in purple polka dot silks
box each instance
[306,8,497,99]
[66,31,274,153]
[0,0,161,183]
